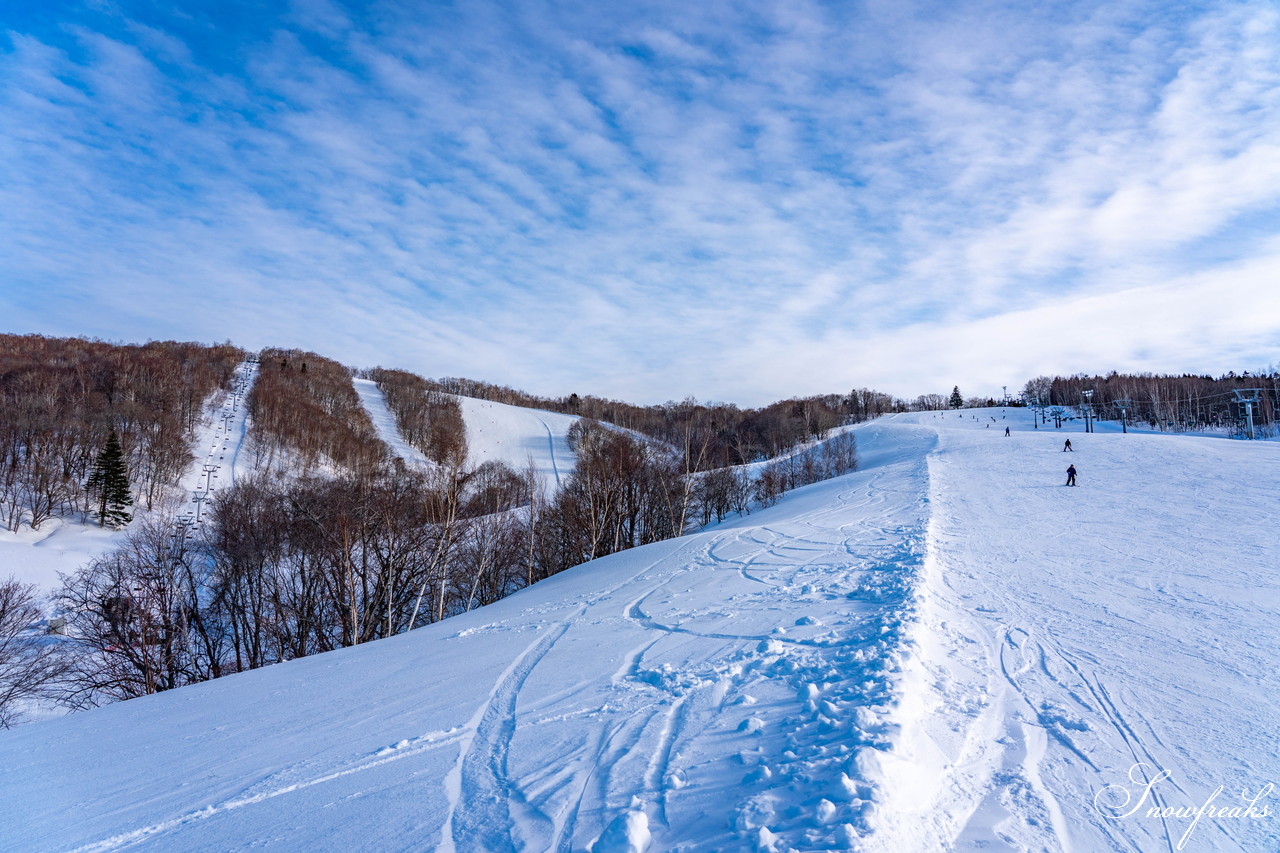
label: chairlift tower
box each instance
[1232,389,1263,439]
[1114,398,1132,434]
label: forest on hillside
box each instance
[0,334,243,533]
[430,376,899,469]
[0,337,863,720]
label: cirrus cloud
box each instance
[1,0,1277,405]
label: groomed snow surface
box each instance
[1,409,1277,852]
[353,378,435,470]
[452,396,579,491]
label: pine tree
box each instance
[949,386,964,409]
[86,431,133,529]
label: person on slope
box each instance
[1066,464,1077,487]
[1063,439,1073,452]
[1005,426,1011,437]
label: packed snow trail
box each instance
[453,396,579,494]
[870,409,1280,852]
[0,419,936,853]
[352,377,434,469]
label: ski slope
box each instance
[172,357,259,533]
[880,409,1280,851]
[1,409,1277,852]
[350,384,580,485]
[454,396,579,491]
[352,377,434,469]
[0,359,260,596]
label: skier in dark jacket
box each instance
[1005,427,1011,437]
[1063,439,1073,452]
[1066,464,1077,486]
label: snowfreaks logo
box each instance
[1094,763,1274,850]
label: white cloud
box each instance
[0,0,1277,406]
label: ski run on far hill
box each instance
[1,408,1277,852]
[0,379,580,598]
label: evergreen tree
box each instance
[949,386,964,409]
[86,431,133,529]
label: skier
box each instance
[1005,426,1010,437]
[1063,439,1073,452]
[1066,464,1077,487]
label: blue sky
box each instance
[2,0,1278,405]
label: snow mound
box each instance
[591,808,650,853]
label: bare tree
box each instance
[0,334,241,532]
[0,579,67,728]
[248,349,388,476]
[57,515,215,707]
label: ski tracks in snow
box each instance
[883,413,1274,853]
[67,727,467,853]
[441,541,708,853]
[442,423,939,853]
[535,416,562,488]
[442,621,570,853]
[583,428,938,852]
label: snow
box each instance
[454,395,579,490]
[874,408,1280,851]
[0,359,260,596]
[352,377,434,469]
[2,407,1278,852]
[173,357,259,530]
[0,518,123,595]
[591,808,651,852]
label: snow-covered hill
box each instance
[353,377,434,469]
[454,396,579,491]
[2,409,1277,852]
[0,375,573,598]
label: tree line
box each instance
[247,349,389,475]
[431,376,897,469]
[0,334,242,532]
[367,368,467,467]
[1025,371,1279,434]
